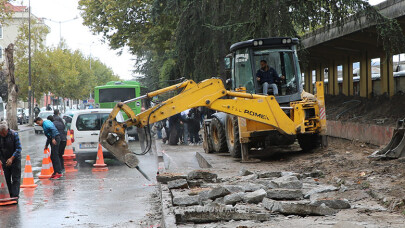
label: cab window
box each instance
[234,48,254,93]
[253,49,298,95]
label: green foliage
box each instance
[14,19,119,101]
[78,0,405,91]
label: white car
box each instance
[71,109,127,161]
[34,111,54,134]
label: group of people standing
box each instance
[155,107,202,145]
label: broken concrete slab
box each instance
[187,170,218,181]
[187,180,203,188]
[208,186,231,200]
[304,185,339,199]
[167,179,189,189]
[239,168,254,176]
[269,176,303,189]
[242,189,267,204]
[156,173,187,184]
[223,185,244,193]
[197,189,211,201]
[262,198,338,216]
[174,205,274,223]
[240,174,258,181]
[173,195,199,206]
[224,192,244,205]
[311,199,351,209]
[258,171,282,178]
[159,184,176,228]
[242,183,267,192]
[214,197,225,204]
[266,189,303,200]
[281,172,301,178]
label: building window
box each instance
[0,23,2,39]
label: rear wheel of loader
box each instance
[210,117,228,153]
[297,133,321,152]
[225,115,241,158]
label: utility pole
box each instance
[28,0,32,125]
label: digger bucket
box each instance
[369,119,405,159]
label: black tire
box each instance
[210,117,228,153]
[225,115,241,158]
[203,125,214,153]
[297,133,321,151]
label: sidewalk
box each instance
[16,124,35,132]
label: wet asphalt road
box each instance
[0,130,159,228]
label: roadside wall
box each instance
[327,120,395,146]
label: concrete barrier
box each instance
[327,120,395,146]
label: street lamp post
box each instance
[28,0,32,125]
[43,16,78,44]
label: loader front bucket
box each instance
[369,119,405,159]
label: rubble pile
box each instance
[158,169,352,224]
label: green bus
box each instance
[94,81,147,114]
[94,81,148,138]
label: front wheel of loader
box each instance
[210,117,228,153]
[225,115,241,158]
[203,120,214,153]
[297,133,321,152]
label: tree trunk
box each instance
[4,44,18,130]
[63,97,66,113]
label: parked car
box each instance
[34,111,53,134]
[17,108,28,125]
[71,109,127,161]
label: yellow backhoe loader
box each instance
[98,38,327,178]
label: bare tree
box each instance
[4,44,18,130]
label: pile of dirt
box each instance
[325,94,405,126]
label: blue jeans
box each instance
[263,82,278,95]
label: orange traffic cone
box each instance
[0,162,18,206]
[20,155,38,188]
[63,132,76,160]
[47,148,54,174]
[92,144,108,172]
[39,149,53,179]
[63,132,77,173]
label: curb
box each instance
[159,183,177,228]
[195,152,213,168]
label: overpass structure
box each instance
[301,0,405,98]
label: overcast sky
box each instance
[16,0,134,80]
[14,0,386,81]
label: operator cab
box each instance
[230,37,302,104]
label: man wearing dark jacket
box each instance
[48,114,67,172]
[256,60,284,95]
[0,121,22,199]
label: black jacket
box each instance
[53,115,67,141]
[0,130,22,163]
[256,67,280,84]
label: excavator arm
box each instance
[99,78,324,171]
